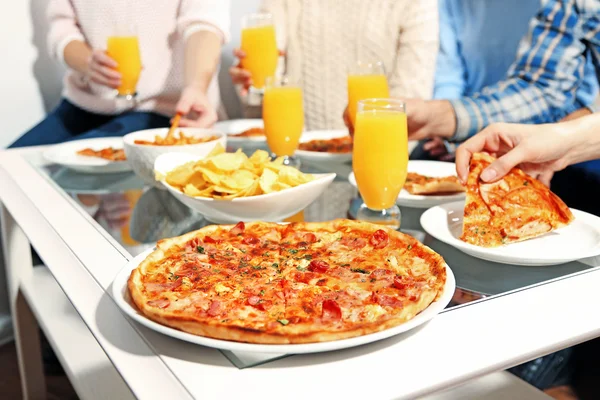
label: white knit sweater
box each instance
[244,0,439,130]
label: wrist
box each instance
[428,100,457,139]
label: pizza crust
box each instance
[404,172,465,195]
[128,220,447,344]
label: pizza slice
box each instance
[404,172,465,195]
[461,153,574,247]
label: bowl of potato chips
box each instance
[124,128,226,187]
[154,144,336,223]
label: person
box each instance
[411,0,599,161]
[455,113,600,184]
[230,0,439,130]
[9,0,230,148]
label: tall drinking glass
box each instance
[107,25,141,103]
[241,13,278,92]
[347,61,390,127]
[353,99,408,229]
[262,75,304,168]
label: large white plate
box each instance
[112,248,455,354]
[43,137,131,174]
[214,119,265,147]
[420,201,600,266]
[348,160,465,209]
[296,130,352,164]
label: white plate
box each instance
[348,160,465,209]
[112,248,455,354]
[43,137,131,174]
[154,152,336,224]
[214,119,266,147]
[420,201,600,266]
[296,130,352,164]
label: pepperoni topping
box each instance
[370,229,389,249]
[372,269,394,278]
[247,296,261,306]
[147,298,170,309]
[294,271,317,284]
[303,233,317,244]
[321,300,342,321]
[230,221,245,235]
[207,300,222,316]
[393,278,408,290]
[307,260,329,273]
[341,236,367,249]
[203,236,222,244]
[243,236,259,245]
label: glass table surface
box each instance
[25,155,595,367]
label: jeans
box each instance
[9,99,170,148]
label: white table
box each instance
[1,146,595,399]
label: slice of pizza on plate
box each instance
[404,172,465,195]
[461,152,574,247]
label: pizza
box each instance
[236,127,265,137]
[298,135,353,153]
[461,152,574,247]
[128,219,447,344]
[77,147,126,161]
[404,172,464,195]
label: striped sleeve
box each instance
[450,0,592,141]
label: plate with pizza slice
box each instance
[214,119,266,147]
[296,130,353,164]
[43,137,132,174]
[112,219,455,353]
[420,153,600,266]
[348,160,466,208]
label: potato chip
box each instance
[161,147,314,200]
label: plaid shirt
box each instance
[450,0,600,141]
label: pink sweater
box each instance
[47,0,230,116]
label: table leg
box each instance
[1,204,46,400]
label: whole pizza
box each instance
[128,219,447,344]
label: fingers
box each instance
[481,145,529,182]
[229,66,252,93]
[92,50,118,68]
[179,113,218,128]
[537,170,555,187]
[456,133,488,183]
[89,50,121,88]
[342,106,354,136]
[175,93,194,115]
[233,48,246,59]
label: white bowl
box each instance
[154,152,336,224]
[123,128,226,188]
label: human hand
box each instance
[404,99,457,141]
[97,193,131,230]
[455,123,572,186]
[85,49,121,89]
[342,105,354,137]
[229,48,286,96]
[423,137,456,162]
[176,86,218,128]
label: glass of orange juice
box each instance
[352,99,408,229]
[107,25,142,102]
[241,13,279,92]
[347,61,390,128]
[263,75,304,168]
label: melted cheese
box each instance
[363,304,387,322]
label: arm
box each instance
[388,0,439,99]
[449,0,594,141]
[183,30,222,93]
[433,0,467,99]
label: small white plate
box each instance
[43,137,131,174]
[214,119,266,147]
[348,160,465,209]
[296,130,352,164]
[112,248,455,354]
[154,152,336,224]
[420,201,600,266]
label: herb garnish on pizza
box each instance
[461,153,574,247]
[128,219,447,344]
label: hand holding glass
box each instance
[352,99,408,229]
[106,26,141,101]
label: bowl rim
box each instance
[123,127,226,148]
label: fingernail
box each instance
[480,168,497,182]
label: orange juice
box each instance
[107,36,142,96]
[263,86,304,156]
[120,190,143,246]
[241,25,278,89]
[347,75,389,126]
[353,110,408,210]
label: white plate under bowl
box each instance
[123,128,226,188]
[43,137,131,174]
[296,130,352,164]
[154,152,336,224]
[420,201,600,266]
[348,160,465,209]
[112,248,455,354]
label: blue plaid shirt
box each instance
[450,0,600,141]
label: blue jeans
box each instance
[9,99,170,148]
